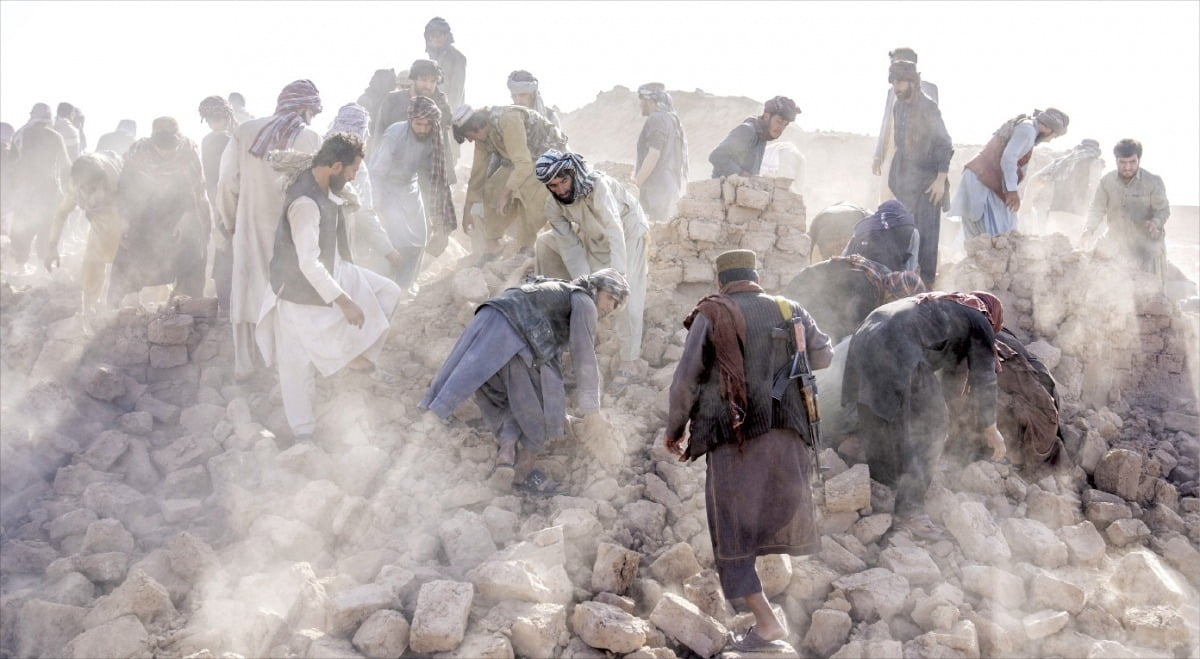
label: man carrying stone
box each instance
[1081,138,1170,275]
[665,249,832,652]
[256,132,401,442]
[885,59,952,286]
[534,150,648,385]
[420,270,629,494]
[950,108,1069,240]
[218,80,323,379]
[453,104,566,256]
[708,96,798,178]
[45,150,124,314]
[634,82,688,223]
[872,47,940,203]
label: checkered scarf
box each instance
[575,268,630,305]
[249,80,322,159]
[409,96,456,231]
[326,103,370,140]
[534,149,596,198]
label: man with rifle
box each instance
[665,249,833,653]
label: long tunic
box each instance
[369,121,433,249]
[1085,168,1170,272]
[889,91,952,285]
[464,108,551,245]
[636,110,686,222]
[429,45,467,110]
[709,121,766,178]
[951,121,1037,239]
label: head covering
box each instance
[451,104,474,127]
[117,119,137,137]
[507,70,539,94]
[970,291,1004,333]
[249,79,323,159]
[1080,138,1100,150]
[577,268,630,306]
[888,47,918,63]
[534,149,597,199]
[716,249,757,273]
[409,58,444,82]
[424,16,454,50]
[888,60,919,84]
[152,116,180,136]
[1033,108,1069,137]
[367,69,397,94]
[408,96,456,232]
[198,95,236,126]
[326,103,370,139]
[638,82,670,106]
[763,96,799,122]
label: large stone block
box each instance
[1030,572,1087,614]
[472,560,556,603]
[438,510,496,569]
[1001,518,1068,568]
[63,614,149,659]
[944,501,1011,564]
[15,599,86,659]
[1059,521,1107,566]
[80,519,135,555]
[572,601,648,653]
[409,580,473,653]
[84,364,126,402]
[1105,518,1150,546]
[82,569,176,631]
[80,430,131,472]
[960,565,1024,609]
[735,186,771,210]
[1094,449,1143,501]
[1023,610,1069,640]
[650,542,702,584]
[149,344,188,369]
[755,554,792,599]
[824,463,871,513]
[147,315,194,345]
[510,603,566,658]
[1108,550,1188,608]
[592,542,640,594]
[803,608,852,656]
[831,568,910,622]
[878,546,941,586]
[648,593,727,658]
[329,584,397,637]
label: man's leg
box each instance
[391,246,424,293]
[274,318,318,438]
[718,559,786,642]
[533,232,571,279]
[619,233,649,365]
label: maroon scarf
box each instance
[683,280,763,444]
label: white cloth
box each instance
[950,121,1038,239]
[217,117,321,376]
[369,121,434,248]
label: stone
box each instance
[1022,609,1069,639]
[851,514,894,547]
[510,603,567,658]
[1094,449,1143,501]
[48,509,98,543]
[409,580,473,653]
[445,631,514,658]
[824,463,871,513]
[81,481,146,522]
[1029,572,1087,614]
[473,560,557,603]
[151,434,221,475]
[118,411,154,436]
[830,639,904,658]
[451,268,489,302]
[147,314,193,344]
[334,445,389,498]
[149,344,188,368]
[63,614,149,659]
[179,403,226,435]
[247,515,325,562]
[650,542,703,584]
[572,601,648,653]
[166,532,219,581]
[1085,501,1132,527]
[43,572,96,607]
[819,535,867,574]
[553,508,603,540]
[1122,606,1191,650]
[1105,518,1151,546]
[682,570,730,621]
[591,542,640,594]
[878,546,941,586]
[15,599,86,658]
[1154,535,1200,583]
[944,501,1011,564]
[82,569,176,630]
[81,518,135,555]
[1059,521,1107,566]
[84,364,127,402]
[648,593,727,659]
[787,558,839,601]
[960,565,1024,609]
[1108,550,1188,608]
[438,510,496,569]
[1079,431,1107,474]
[135,395,180,424]
[1025,340,1061,370]
[803,608,852,657]
[328,584,397,638]
[755,554,792,598]
[735,186,771,210]
[831,568,910,622]
[1001,518,1069,568]
[1087,640,1138,658]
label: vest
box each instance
[488,106,567,166]
[686,292,810,458]
[269,170,352,306]
[479,279,590,366]
[964,126,1034,197]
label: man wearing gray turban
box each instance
[950,108,1069,240]
[508,70,560,128]
[635,82,688,223]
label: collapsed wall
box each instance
[0,176,1198,658]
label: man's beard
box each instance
[412,129,433,141]
[330,174,349,193]
[896,86,913,101]
[552,188,576,204]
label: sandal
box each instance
[513,468,560,496]
[726,626,790,653]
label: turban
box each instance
[970,291,1005,334]
[1034,108,1069,137]
[409,59,444,82]
[764,95,799,121]
[579,268,630,306]
[534,149,597,198]
[326,102,370,139]
[451,104,474,127]
[249,79,323,158]
[916,291,1004,334]
[638,81,674,111]
[1079,138,1100,150]
[409,96,456,234]
[507,70,539,95]
[424,16,454,43]
[198,95,235,125]
[888,60,919,84]
[715,249,757,274]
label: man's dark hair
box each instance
[718,268,759,286]
[229,92,246,108]
[889,47,918,62]
[313,132,365,168]
[1113,138,1143,159]
[56,102,75,117]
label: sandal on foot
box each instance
[514,468,560,496]
[726,626,790,653]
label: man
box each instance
[885,60,952,286]
[420,270,629,493]
[8,103,71,273]
[54,102,82,160]
[873,47,940,203]
[454,104,567,255]
[72,107,88,154]
[218,80,323,379]
[951,108,1069,240]
[842,291,1008,539]
[1082,138,1170,274]
[709,96,798,179]
[634,82,688,224]
[229,92,254,125]
[534,150,648,383]
[808,201,869,262]
[107,117,209,306]
[508,70,560,128]
[357,68,397,127]
[95,120,137,155]
[371,59,456,177]
[199,96,238,314]
[842,199,921,274]
[424,17,466,111]
[370,96,456,295]
[1025,138,1103,232]
[0,122,13,235]
[665,249,831,652]
[45,151,124,313]
[255,133,400,441]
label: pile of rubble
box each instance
[0,176,1197,658]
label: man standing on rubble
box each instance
[1082,138,1170,275]
[634,82,688,223]
[873,47,940,203]
[665,249,832,652]
[709,96,798,178]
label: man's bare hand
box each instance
[44,250,60,272]
[983,424,1007,462]
[462,209,475,235]
[927,173,947,204]
[336,295,365,328]
[1004,191,1021,212]
[872,158,882,177]
[665,432,688,461]
[493,189,512,215]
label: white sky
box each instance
[3,0,1198,203]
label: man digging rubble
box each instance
[665,249,833,652]
[420,269,628,494]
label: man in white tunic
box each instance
[256,133,401,440]
[218,80,323,379]
[533,150,649,386]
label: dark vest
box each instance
[964,129,1033,197]
[269,170,352,306]
[687,292,810,458]
[480,279,591,366]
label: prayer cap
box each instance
[638,82,667,98]
[716,249,757,274]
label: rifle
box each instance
[771,298,826,483]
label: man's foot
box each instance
[896,514,949,541]
[726,626,790,652]
[513,468,560,496]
